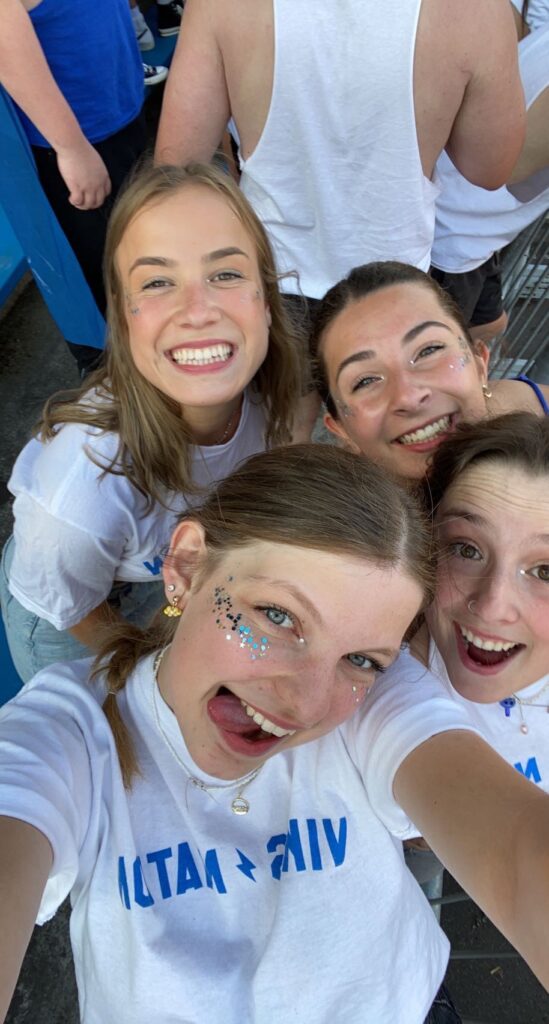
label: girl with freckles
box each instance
[1,445,549,1024]
[422,413,549,784]
[312,261,549,484]
[0,162,302,682]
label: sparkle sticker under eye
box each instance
[212,585,270,660]
[456,336,471,367]
[125,292,140,316]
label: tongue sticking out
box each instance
[208,692,260,736]
[466,642,519,667]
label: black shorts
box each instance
[430,253,504,327]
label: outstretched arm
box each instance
[0,818,52,1023]
[155,0,230,165]
[394,730,549,989]
[0,0,111,209]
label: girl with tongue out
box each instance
[1,444,549,1023]
[422,412,549,788]
[0,162,302,683]
[312,261,549,483]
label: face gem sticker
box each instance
[212,585,270,660]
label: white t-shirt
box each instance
[429,642,549,792]
[7,391,266,629]
[431,24,549,273]
[0,648,481,1024]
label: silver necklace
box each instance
[499,678,549,735]
[214,402,241,446]
[152,647,262,814]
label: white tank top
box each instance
[431,24,549,274]
[239,0,439,299]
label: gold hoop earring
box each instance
[482,383,493,400]
[163,596,182,618]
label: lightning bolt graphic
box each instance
[236,849,257,882]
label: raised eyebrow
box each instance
[203,247,249,263]
[128,256,177,276]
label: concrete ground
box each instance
[2,280,549,1023]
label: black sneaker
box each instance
[157,0,184,36]
[143,63,169,86]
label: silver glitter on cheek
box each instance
[125,292,140,316]
[456,336,471,366]
[211,584,270,661]
[336,399,354,418]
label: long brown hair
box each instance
[37,163,304,507]
[311,261,474,419]
[95,443,434,785]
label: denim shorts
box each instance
[0,535,165,684]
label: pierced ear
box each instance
[323,411,362,454]
[473,339,490,382]
[163,520,207,605]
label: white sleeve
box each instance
[0,665,97,923]
[345,650,483,838]
[9,502,128,629]
[8,425,143,628]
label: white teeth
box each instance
[397,416,450,445]
[172,343,232,365]
[240,699,296,738]
[459,625,518,652]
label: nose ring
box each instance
[467,599,476,614]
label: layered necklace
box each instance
[499,677,549,735]
[151,647,263,815]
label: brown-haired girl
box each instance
[424,413,549,786]
[312,260,549,482]
[0,163,302,681]
[0,444,548,1023]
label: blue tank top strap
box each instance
[515,375,549,415]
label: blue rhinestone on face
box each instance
[212,585,270,660]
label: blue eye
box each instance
[345,653,383,673]
[260,605,295,629]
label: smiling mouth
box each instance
[169,343,234,366]
[395,415,453,446]
[208,688,297,744]
[458,624,524,667]
[239,699,297,738]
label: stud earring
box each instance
[167,584,175,592]
[482,383,493,400]
[163,596,182,618]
